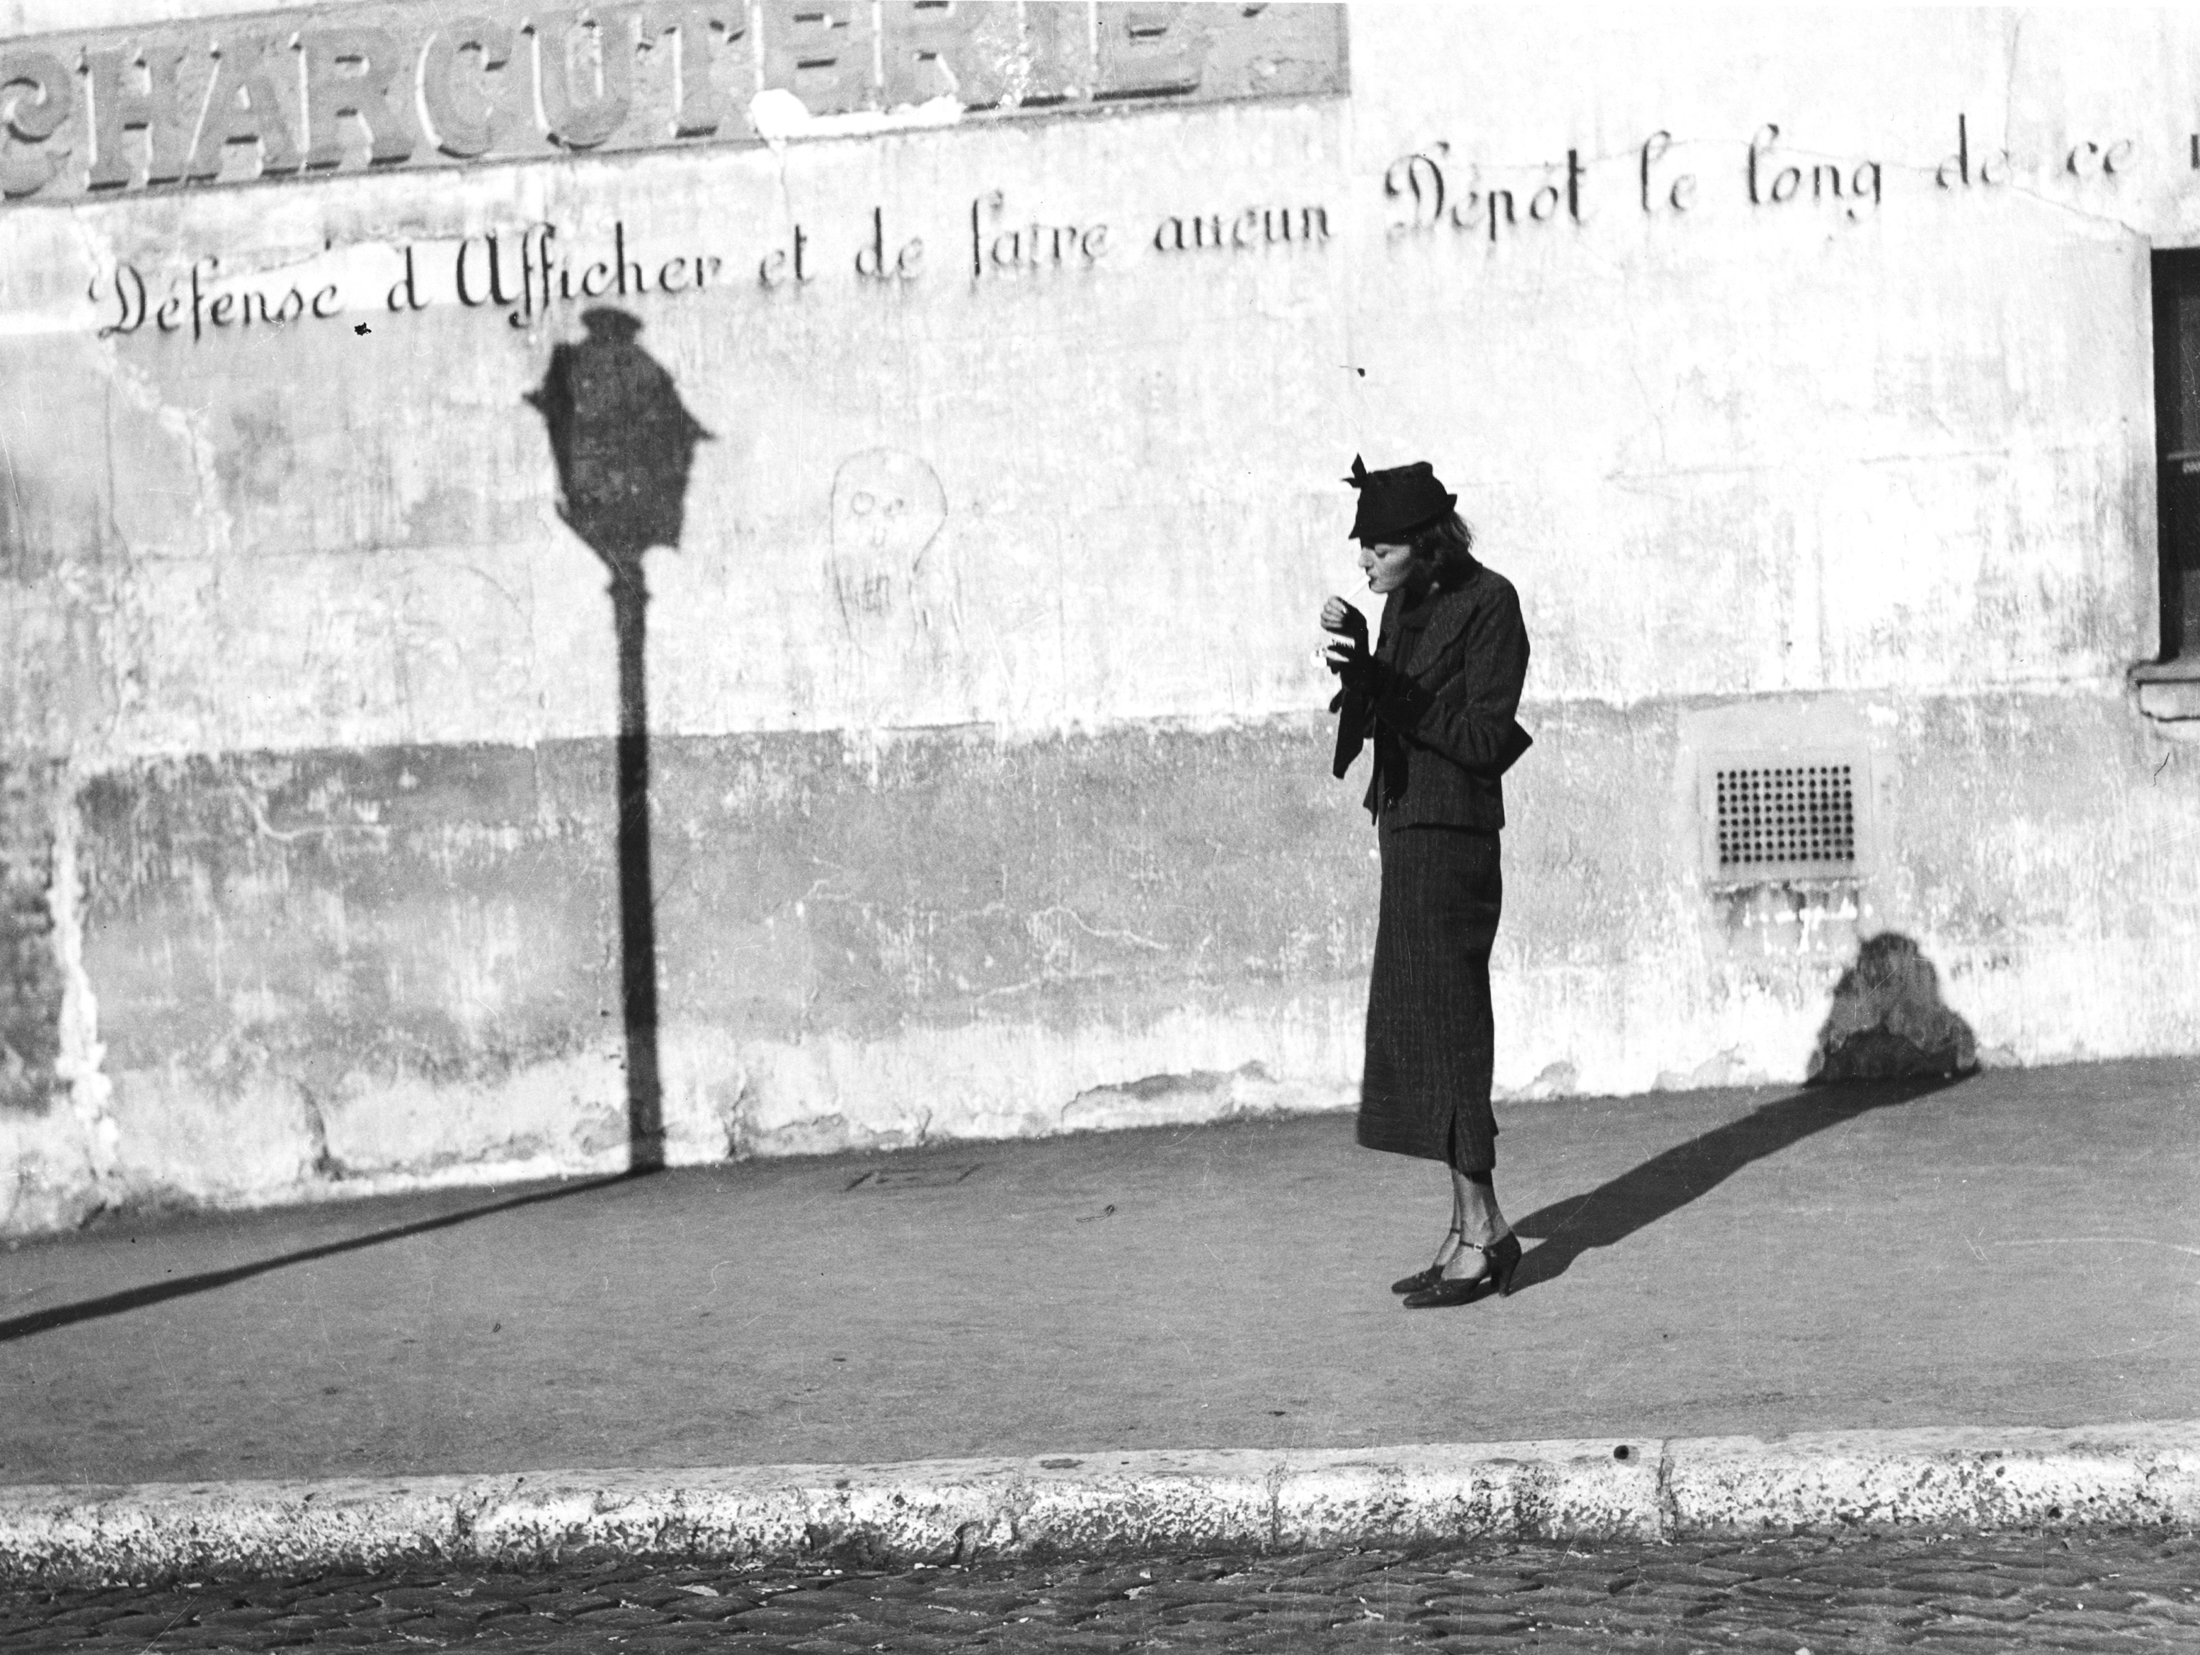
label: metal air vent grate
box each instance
[1714,764,1856,871]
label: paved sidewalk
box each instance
[4,1058,2195,1490]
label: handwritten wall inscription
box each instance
[81,101,2189,349]
[1384,112,2161,244]
[0,1,1349,208]
[829,448,951,639]
[826,448,961,714]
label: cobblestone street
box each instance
[4,1530,2196,1652]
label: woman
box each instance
[1323,455,1533,1310]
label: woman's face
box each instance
[1358,540,1427,595]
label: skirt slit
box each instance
[1356,819,1503,1174]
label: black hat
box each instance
[1344,454,1456,543]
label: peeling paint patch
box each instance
[1061,1061,1286,1132]
[1711,880,1863,960]
[0,762,64,1115]
[1652,1048,1771,1094]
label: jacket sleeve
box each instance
[1366,583,1530,775]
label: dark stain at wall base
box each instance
[0,762,63,1115]
[72,720,1368,1090]
[1808,931,1980,1084]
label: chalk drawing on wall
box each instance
[825,449,964,719]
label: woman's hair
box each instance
[1410,512,1478,584]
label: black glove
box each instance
[1324,637,1383,697]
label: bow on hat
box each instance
[1344,452,1456,543]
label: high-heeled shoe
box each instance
[1402,1232,1522,1309]
[1391,1228,1461,1295]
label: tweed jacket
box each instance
[1330,560,1532,831]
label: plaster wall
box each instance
[4,4,2198,1230]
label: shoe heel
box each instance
[1493,1234,1522,1297]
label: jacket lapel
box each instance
[1375,588,1404,659]
[1401,572,1481,678]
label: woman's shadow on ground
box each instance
[1507,932,1979,1294]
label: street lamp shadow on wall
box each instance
[524,306,711,1175]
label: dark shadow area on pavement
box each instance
[1507,1073,1969,1294]
[525,307,710,1174]
[1511,932,1979,1294]
[0,1174,631,1345]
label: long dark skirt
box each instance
[1356,821,1504,1173]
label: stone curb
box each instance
[2,1422,2195,1587]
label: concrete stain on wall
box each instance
[6,682,2198,1230]
[0,762,63,1115]
[0,433,30,580]
[211,397,299,506]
